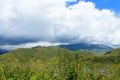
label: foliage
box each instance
[0,47,120,80]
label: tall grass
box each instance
[0,48,120,80]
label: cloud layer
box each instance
[0,0,120,46]
[0,41,68,50]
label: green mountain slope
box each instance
[105,48,120,56]
[1,46,120,80]
[0,46,93,63]
[84,48,120,64]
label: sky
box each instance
[66,0,120,13]
[0,0,120,50]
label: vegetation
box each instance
[0,47,120,80]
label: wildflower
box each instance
[101,70,105,75]
[107,71,110,76]
[98,68,101,71]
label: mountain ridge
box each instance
[59,43,113,53]
[0,49,9,54]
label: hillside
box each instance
[84,48,120,64]
[59,43,112,54]
[1,46,120,80]
[103,48,120,63]
[105,48,120,56]
[1,46,92,62]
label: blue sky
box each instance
[66,0,120,13]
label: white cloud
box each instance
[0,41,68,50]
[0,0,120,46]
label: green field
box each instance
[0,46,120,80]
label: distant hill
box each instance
[0,49,9,55]
[59,43,113,54]
[103,48,120,63]
[0,46,93,63]
[86,48,120,64]
[105,48,120,56]
[73,50,93,57]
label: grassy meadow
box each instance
[0,46,120,80]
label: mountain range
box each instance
[0,43,113,54]
[59,43,112,53]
